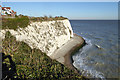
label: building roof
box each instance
[2,7,11,10]
[1,6,16,17]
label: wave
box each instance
[80,37,92,53]
[72,37,105,79]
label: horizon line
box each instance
[69,19,118,20]
[68,18,119,20]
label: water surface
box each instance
[70,20,119,79]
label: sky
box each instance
[1,2,118,20]
[1,0,120,2]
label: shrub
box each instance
[2,15,68,30]
[2,32,85,79]
[2,16,29,30]
[30,16,68,22]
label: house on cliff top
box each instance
[0,5,16,17]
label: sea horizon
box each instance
[69,19,118,21]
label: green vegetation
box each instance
[2,31,86,80]
[30,16,68,22]
[2,16,29,30]
[2,15,68,30]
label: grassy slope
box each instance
[2,31,86,79]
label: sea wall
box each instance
[0,19,73,56]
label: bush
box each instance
[2,16,29,30]
[2,15,68,30]
[30,16,68,22]
[2,32,86,79]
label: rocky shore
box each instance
[50,33,86,73]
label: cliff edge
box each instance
[1,19,73,55]
[0,19,85,72]
[0,19,86,79]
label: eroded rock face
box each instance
[0,19,73,56]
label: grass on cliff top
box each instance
[29,16,68,22]
[2,15,68,30]
[2,16,29,30]
[2,31,86,80]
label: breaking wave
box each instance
[72,37,106,79]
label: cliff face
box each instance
[0,19,73,56]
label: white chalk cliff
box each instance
[0,19,73,56]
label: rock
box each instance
[0,19,74,56]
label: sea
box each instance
[70,20,119,79]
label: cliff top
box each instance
[29,16,68,22]
[2,15,68,30]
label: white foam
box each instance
[79,37,92,54]
[72,37,105,79]
[73,55,105,79]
